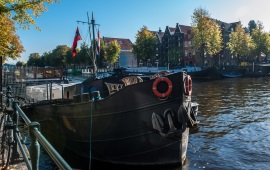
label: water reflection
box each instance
[188,77,270,170]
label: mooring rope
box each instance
[89,97,94,170]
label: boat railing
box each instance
[1,85,72,170]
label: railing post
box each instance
[29,122,40,170]
[12,101,20,159]
[6,86,11,107]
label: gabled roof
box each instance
[151,30,164,42]
[169,27,175,35]
[153,24,191,40]
[213,19,240,32]
[167,24,192,36]
[178,25,191,34]
[156,32,164,42]
[103,37,133,51]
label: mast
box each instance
[77,11,99,75]
[91,12,97,75]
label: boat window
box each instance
[121,76,143,86]
[55,70,61,77]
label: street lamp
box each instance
[139,60,143,67]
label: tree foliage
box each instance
[76,42,91,66]
[248,20,257,35]
[16,61,25,67]
[0,15,24,62]
[132,26,157,64]
[191,7,210,26]
[97,39,106,67]
[251,21,270,59]
[191,7,223,65]
[105,40,121,65]
[49,45,70,67]
[27,54,43,66]
[1,0,60,30]
[227,23,255,58]
[0,0,59,63]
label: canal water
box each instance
[40,76,270,170]
[185,77,270,170]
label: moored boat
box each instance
[20,12,199,168]
[21,70,198,168]
[221,71,243,78]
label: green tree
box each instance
[45,45,70,67]
[76,42,91,67]
[97,39,106,68]
[16,61,25,67]
[191,7,223,66]
[251,21,270,61]
[42,51,52,66]
[227,23,255,62]
[248,20,257,36]
[105,40,121,66]
[27,54,43,66]
[132,26,157,65]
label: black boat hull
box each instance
[23,72,193,167]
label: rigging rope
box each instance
[76,24,94,63]
[89,97,94,170]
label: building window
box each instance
[189,52,192,58]
[188,41,191,47]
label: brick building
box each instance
[154,20,240,68]
[153,23,196,68]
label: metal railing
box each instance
[1,86,72,170]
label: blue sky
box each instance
[9,0,270,63]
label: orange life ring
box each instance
[184,75,192,96]
[152,77,173,98]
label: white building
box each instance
[103,37,137,68]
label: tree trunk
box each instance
[201,46,205,66]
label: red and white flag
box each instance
[72,27,82,57]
